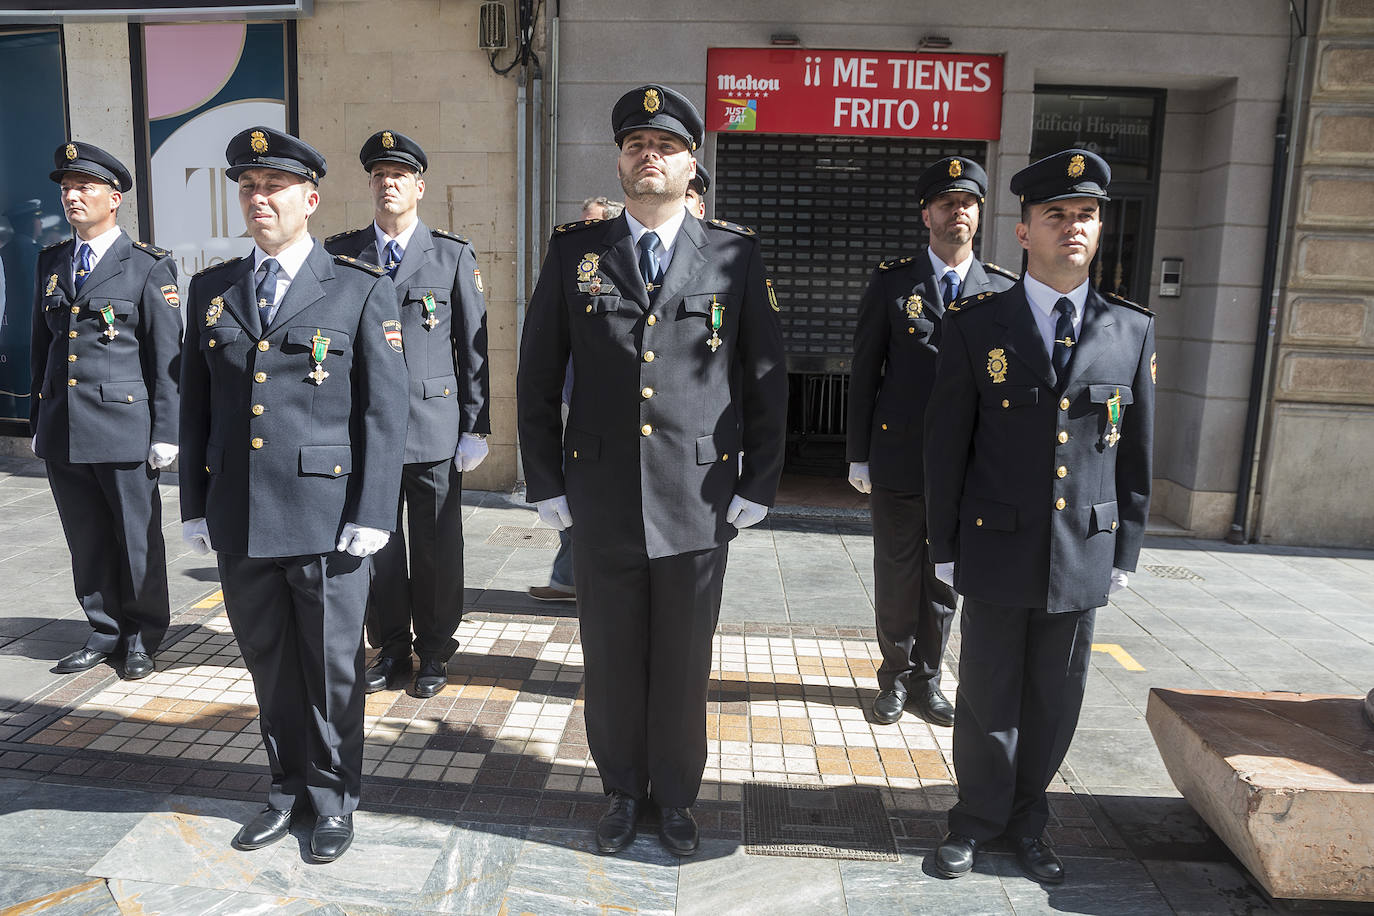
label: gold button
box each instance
[586,304,593,313]
[257,340,270,352]
[643,351,655,362]
[67,378,77,387]
[68,331,77,339]
[254,371,267,383]
[647,315,657,325]
[722,453,730,461]
[70,306,79,314]
[252,404,264,416]
[1001,399,1009,408]
[444,388,450,395]
[1056,466,1067,478]
[641,424,653,436]
[572,449,579,458]
[208,339,217,348]
[641,387,654,398]
[204,465,210,473]
[1055,497,1066,510]
[126,395,134,402]
[333,465,342,474]
[251,437,264,449]
[67,354,76,362]
[907,327,914,334]
[881,423,888,430]
[1060,397,1070,410]
[1057,430,1069,444]
[975,518,984,527]
[1111,520,1118,531]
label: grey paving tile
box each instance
[107,878,332,915]
[1064,726,1174,793]
[89,796,272,891]
[0,866,109,909]
[676,838,845,916]
[989,853,1173,915]
[415,821,526,914]
[0,781,159,871]
[501,825,678,915]
[1141,859,1278,915]
[2,875,122,914]
[839,853,1016,915]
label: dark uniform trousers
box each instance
[517,214,787,809]
[180,241,408,816]
[31,234,180,657]
[847,254,1013,692]
[924,282,1155,843]
[325,222,490,666]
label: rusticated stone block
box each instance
[1147,689,1374,902]
[1280,353,1374,398]
[1310,113,1374,160]
[1304,176,1374,226]
[1288,297,1369,343]
[1318,47,1374,94]
[1298,235,1374,285]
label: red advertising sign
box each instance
[706,47,1003,141]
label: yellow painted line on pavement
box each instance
[192,589,224,609]
[1092,643,1145,671]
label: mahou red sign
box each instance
[706,47,1003,140]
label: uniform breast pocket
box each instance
[578,295,627,318]
[89,298,134,330]
[200,327,241,353]
[405,287,449,318]
[981,387,1038,412]
[283,327,350,354]
[423,375,457,399]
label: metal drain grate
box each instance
[484,526,563,549]
[743,782,898,861]
[1144,565,1204,581]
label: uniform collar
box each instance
[373,218,420,254]
[625,206,687,257]
[73,223,122,264]
[1023,271,1089,321]
[253,233,314,281]
[926,247,973,283]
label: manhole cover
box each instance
[1144,565,1203,581]
[485,526,562,549]
[743,782,898,861]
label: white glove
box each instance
[182,518,213,555]
[336,523,390,557]
[934,562,955,587]
[847,462,872,494]
[29,436,37,456]
[726,494,768,529]
[1109,567,1129,594]
[148,442,178,469]
[536,495,573,531]
[455,433,489,472]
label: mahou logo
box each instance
[715,73,781,92]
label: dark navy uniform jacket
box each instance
[325,220,490,462]
[179,241,408,558]
[518,214,788,559]
[30,234,181,464]
[847,252,1015,493]
[924,283,1155,612]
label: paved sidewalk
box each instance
[0,453,1371,914]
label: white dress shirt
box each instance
[1022,272,1088,357]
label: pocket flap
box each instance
[423,375,457,399]
[981,387,1038,409]
[678,293,732,319]
[582,295,624,316]
[100,381,147,404]
[961,497,1017,532]
[201,327,241,350]
[299,445,352,477]
[696,434,738,465]
[564,427,600,461]
[1091,500,1120,534]
[205,443,224,474]
[1087,384,1133,405]
[90,298,133,318]
[405,288,450,306]
[873,416,912,433]
[284,326,349,352]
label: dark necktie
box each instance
[1053,296,1076,380]
[384,240,403,277]
[638,231,663,290]
[942,269,960,305]
[256,258,280,329]
[74,243,94,293]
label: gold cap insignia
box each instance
[249,130,268,155]
[949,160,962,178]
[381,131,395,149]
[1067,154,1085,179]
[644,88,661,114]
[987,348,1008,383]
[64,143,77,161]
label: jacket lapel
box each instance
[392,220,431,287]
[652,215,706,311]
[993,283,1057,390]
[75,234,128,304]
[1060,289,1115,387]
[221,256,262,337]
[908,253,944,318]
[597,215,649,312]
[265,240,329,333]
[963,259,995,298]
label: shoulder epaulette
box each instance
[334,253,387,276]
[706,217,757,237]
[877,256,914,271]
[132,240,172,259]
[1104,291,1152,315]
[431,227,470,245]
[192,255,244,278]
[983,261,1019,281]
[325,227,368,243]
[946,290,998,314]
[553,219,601,235]
[41,240,66,253]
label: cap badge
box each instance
[987,348,1008,383]
[948,160,962,178]
[643,88,661,114]
[64,143,77,161]
[250,130,269,154]
[381,131,395,149]
[1067,154,1086,179]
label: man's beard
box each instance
[619,165,687,204]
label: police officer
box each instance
[847,156,1016,729]
[517,85,787,857]
[325,130,490,699]
[685,161,710,218]
[31,142,180,680]
[179,127,408,862]
[924,149,1155,884]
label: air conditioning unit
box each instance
[479,1,509,51]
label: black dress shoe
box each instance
[310,814,354,862]
[658,806,699,856]
[871,687,907,725]
[1014,835,1064,884]
[364,656,412,694]
[53,647,109,674]
[595,791,640,854]
[122,652,155,680]
[908,681,955,727]
[413,659,448,698]
[233,806,293,850]
[934,832,979,878]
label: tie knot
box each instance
[260,257,279,277]
[1055,297,1075,319]
[77,242,92,259]
[638,231,661,255]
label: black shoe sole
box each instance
[232,827,291,851]
[309,835,353,862]
[934,863,972,879]
[413,682,445,699]
[596,827,636,854]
